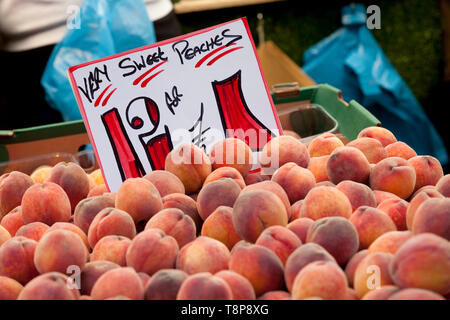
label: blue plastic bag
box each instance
[41,0,156,121]
[303,4,448,165]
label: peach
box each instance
[258,290,290,300]
[0,236,38,284]
[373,190,401,205]
[0,225,11,246]
[377,198,409,231]
[271,162,316,204]
[284,243,336,292]
[177,272,233,300]
[244,171,270,186]
[412,198,450,240]
[126,228,178,275]
[89,169,105,186]
[289,200,304,221]
[345,249,368,287]
[408,156,444,191]
[326,146,371,184]
[307,155,330,183]
[390,233,450,295]
[287,217,314,243]
[73,195,115,234]
[88,175,95,190]
[283,130,301,139]
[347,137,387,164]
[255,226,301,265]
[300,186,352,221]
[232,190,288,243]
[138,272,151,288]
[203,166,246,189]
[316,181,335,187]
[34,229,88,274]
[176,236,230,274]
[368,231,414,254]
[79,295,93,300]
[201,206,242,250]
[291,261,348,300]
[145,208,196,248]
[306,217,359,266]
[144,170,185,197]
[388,288,445,300]
[370,157,416,199]
[346,288,359,300]
[87,184,108,198]
[165,143,212,194]
[308,133,344,157]
[115,178,163,225]
[87,207,136,248]
[91,235,131,266]
[80,261,120,295]
[18,272,80,300]
[162,193,202,232]
[354,252,394,298]
[241,180,290,216]
[0,206,24,236]
[144,269,188,300]
[229,242,284,296]
[350,206,397,249]
[91,267,144,300]
[215,270,256,300]
[385,141,417,160]
[0,171,34,219]
[30,165,51,184]
[15,222,49,242]
[45,222,89,250]
[209,138,253,176]
[436,174,450,197]
[361,285,399,300]
[357,126,397,147]
[259,135,310,174]
[406,189,444,230]
[21,182,71,225]
[337,180,377,212]
[0,276,23,300]
[196,178,241,220]
[46,162,90,210]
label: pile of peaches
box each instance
[0,126,448,300]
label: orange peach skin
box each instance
[255,226,302,265]
[165,143,212,194]
[357,126,397,147]
[176,236,230,274]
[115,178,163,225]
[209,138,253,177]
[126,228,178,276]
[390,233,450,295]
[370,157,416,199]
[271,162,316,204]
[350,206,397,249]
[21,182,71,225]
[291,261,348,300]
[201,206,242,250]
[347,137,387,164]
[229,242,284,297]
[232,190,288,243]
[300,186,352,221]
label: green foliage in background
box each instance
[177,0,443,103]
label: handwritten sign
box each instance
[68,18,282,192]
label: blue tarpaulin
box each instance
[303,3,448,165]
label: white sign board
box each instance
[68,18,282,192]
